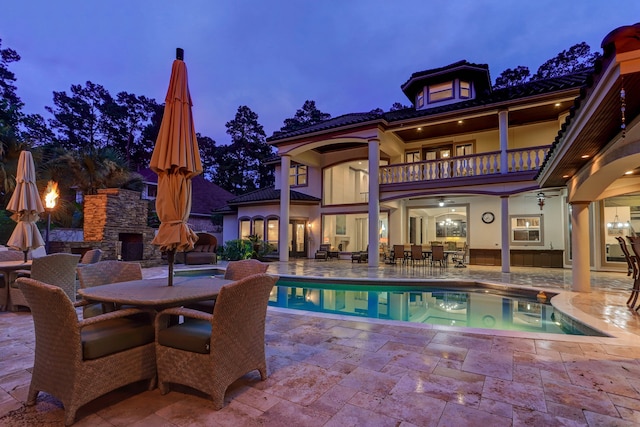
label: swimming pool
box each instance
[174,268,605,336]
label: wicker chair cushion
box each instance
[83,303,107,319]
[184,299,215,314]
[81,315,154,360]
[157,320,211,354]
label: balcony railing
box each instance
[379,145,550,184]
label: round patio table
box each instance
[77,276,232,309]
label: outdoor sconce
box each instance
[537,192,545,210]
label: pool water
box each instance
[270,280,604,336]
[174,269,604,336]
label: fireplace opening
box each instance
[119,233,143,261]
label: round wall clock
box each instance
[481,212,495,224]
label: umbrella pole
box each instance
[167,249,175,286]
[23,250,28,263]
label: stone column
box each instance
[571,201,591,292]
[368,138,380,267]
[279,155,291,262]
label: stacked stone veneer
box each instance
[72,188,161,266]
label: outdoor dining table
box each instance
[391,249,459,264]
[0,260,32,310]
[77,275,232,310]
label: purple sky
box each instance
[2,1,638,145]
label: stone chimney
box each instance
[83,188,161,264]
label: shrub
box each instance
[222,239,253,261]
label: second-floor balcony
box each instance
[379,145,550,185]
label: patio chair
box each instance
[315,244,330,261]
[79,248,103,266]
[9,253,80,311]
[351,245,368,263]
[155,273,278,409]
[186,259,269,314]
[223,259,269,280]
[17,277,156,426]
[410,245,425,266]
[624,237,640,309]
[430,245,445,267]
[0,249,26,310]
[77,260,143,317]
[392,244,406,265]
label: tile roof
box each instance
[222,185,321,207]
[267,112,383,141]
[138,168,235,216]
[267,71,591,142]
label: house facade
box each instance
[220,23,640,292]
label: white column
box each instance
[501,195,510,273]
[571,202,591,292]
[279,155,291,262]
[368,138,380,267]
[499,110,508,174]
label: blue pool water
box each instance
[175,269,604,336]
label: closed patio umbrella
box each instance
[150,48,203,286]
[6,151,45,262]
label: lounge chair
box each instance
[315,244,330,261]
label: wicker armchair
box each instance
[77,261,143,317]
[155,273,278,409]
[79,248,103,266]
[17,277,156,426]
[0,249,26,310]
[186,259,269,314]
[9,253,80,311]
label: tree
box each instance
[45,81,114,151]
[532,42,601,80]
[494,66,531,89]
[107,92,158,169]
[390,102,410,111]
[43,145,142,196]
[197,133,218,180]
[210,105,273,194]
[280,100,331,132]
[137,100,164,171]
[20,113,55,146]
[493,42,601,88]
[0,38,23,132]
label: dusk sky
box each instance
[2,1,638,145]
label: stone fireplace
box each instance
[80,188,161,266]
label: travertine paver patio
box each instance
[1,260,640,426]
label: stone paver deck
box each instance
[1,260,639,426]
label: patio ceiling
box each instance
[538,72,640,187]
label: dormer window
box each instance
[460,81,470,98]
[416,89,424,108]
[428,81,454,103]
[402,61,490,110]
